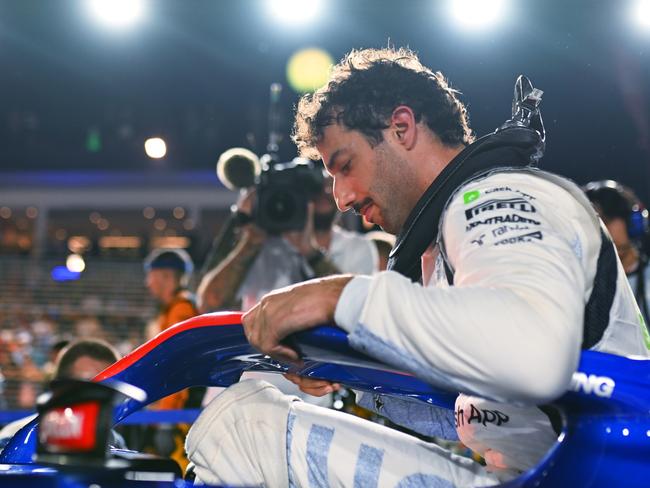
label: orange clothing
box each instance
[153,290,198,471]
[158,291,197,332]
[156,290,197,410]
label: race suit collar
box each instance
[387,126,544,283]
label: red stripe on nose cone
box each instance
[93,312,243,382]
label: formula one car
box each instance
[0,312,649,487]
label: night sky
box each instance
[1,0,649,201]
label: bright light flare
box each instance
[449,0,506,29]
[87,0,145,28]
[66,254,86,273]
[286,47,333,93]
[144,137,167,159]
[266,0,322,24]
[633,0,650,28]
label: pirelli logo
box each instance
[465,198,536,221]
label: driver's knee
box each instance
[185,379,299,486]
[187,379,298,451]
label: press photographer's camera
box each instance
[254,157,324,234]
[215,148,325,235]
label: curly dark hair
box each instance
[293,47,473,160]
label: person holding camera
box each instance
[197,172,377,314]
[196,168,377,407]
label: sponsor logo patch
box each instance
[470,234,486,246]
[463,190,481,204]
[465,214,541,231]
[491,224,531,237]
[465,198,536,221]
[39,401,100,452]
[570,372,615,398]
[484,186,536,200]
[494,230,543,246]
[455,404,510,428]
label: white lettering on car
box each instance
[570,372,615,398]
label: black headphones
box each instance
[584,180,649,240]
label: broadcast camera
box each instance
[255,155,324,234]
[214,82,324,234]
[216,149,324,235]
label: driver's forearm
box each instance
[335,271,582,406]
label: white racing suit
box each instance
[187,169,650,487]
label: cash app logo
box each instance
[463,190,480,204]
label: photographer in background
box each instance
[584,180,650,327]
[197,153,377,407]
[197,153,378,314]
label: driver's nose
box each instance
[333,178,355,212]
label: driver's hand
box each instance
[235,187,257,216]
[235,188,267,249]
[284,373,341,397]
[242,275,352,362]
[239,222,267,249]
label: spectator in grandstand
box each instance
[41,339,69,384]
[0,328,44,410]
[73,316,107,341]
[0,338,18,410]
[29,317,57,368]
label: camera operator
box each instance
[197,162,377,407]
[197,165,378,314]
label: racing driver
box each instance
[185,47,650,487]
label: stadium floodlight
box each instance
[266,0,322,25]
[634,0,650,28]
[87,0,145,28]
[144,137,167,159]
[449,0,506,29]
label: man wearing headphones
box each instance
[144,248,199,472]
[584,180,650,327]
[145,248,198,334]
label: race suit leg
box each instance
[186,379,499,487]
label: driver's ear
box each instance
[390,106,417,150]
